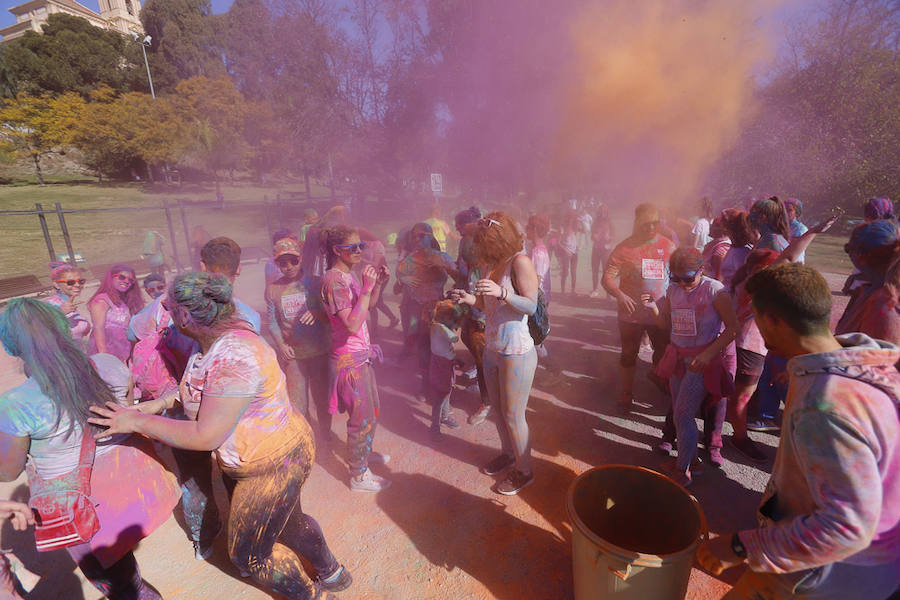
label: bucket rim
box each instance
[565,464,708,567]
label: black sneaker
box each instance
[747,419,779,433]
[495,469,535,496]
[480,454,515,475]
[318,564,352,592]
[730,437,768,463]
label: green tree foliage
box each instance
[140,0,225,92]
[0,92,84,184]
[0,13,149,99]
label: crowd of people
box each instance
[0,193,897,600]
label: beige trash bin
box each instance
[566,465,707,600]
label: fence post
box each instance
[162,199,182,272]
[178,199,191,270]
[54,203,77,266]
[35,203,56,262]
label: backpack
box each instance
[511,264,550,345]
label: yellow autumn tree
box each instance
[0,92,84,184]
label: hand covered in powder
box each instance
[88,401,143,438]
[361,265,378,294]
[696,534,744,576]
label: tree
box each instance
[172,76,248,180]
[0,92,84,184]
[140,0,225,92]
[0,13,149,99]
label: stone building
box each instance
[0,0,143,44]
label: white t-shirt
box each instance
[0,354,131,479]
[691,218,711,251]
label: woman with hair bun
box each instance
[451,211,540,496]
[89,272,352,598]
[43,261,91,347]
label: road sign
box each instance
[430,173,443,194]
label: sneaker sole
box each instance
[495,476,535,496]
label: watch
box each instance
[731,532,747,559]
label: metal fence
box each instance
[0,193,351,281]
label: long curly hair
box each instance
[90,264,144,314]
[472,211,525,268]
[0,298,116,436]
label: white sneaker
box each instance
[464,367,478,379]
[350,469,391,492]
[369,451,391,465]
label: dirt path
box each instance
[0,249,851,600]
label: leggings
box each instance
[171,447,221,545]
[68,546,160,600]
[559,250,578,292]
[226,439,340,600]
[483,348,538,472]
[283,353,332,436]
[670,362,709,472]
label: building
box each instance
[0,0,143,44]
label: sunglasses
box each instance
[57,278,87,286]
[640,220,661,228]
[145,284,165,292]
[335,242,367,253]
[669,270,699,283]
[276,256,300,267]
[479,218,502,228]
[115,273,135,283]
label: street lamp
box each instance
[131,32,155,99]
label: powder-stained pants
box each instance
[332,359,380,477]
[483,348,538,472]
[226,439,340,600]
[170,447,220,545]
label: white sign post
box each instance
[430,173,443,194]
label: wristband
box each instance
[501,288,508,301]
[731,532,747,559]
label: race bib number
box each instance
[281,292,306,321]
[641,258,665,280]
[671,309,698,337]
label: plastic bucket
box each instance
[566,465,707,600]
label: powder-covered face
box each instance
[113,271,135,293]
[144,280,166,299]
[276,254,302,279]
[55,270,85,297]
[670,267,702,290]
[334,233,363,266]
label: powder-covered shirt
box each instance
[740,334,900,572]
[754,226,789,253]
[720,245,752,291]
[663,276,725,348]
[181,329,308,470]
[702,238,731,281]
[44,291,91,344]
[734,281,768,355]
[89,293,133,363]
[605,234,678,324]
[397,248,456,305]
[430,322,458,360]
[0,354,131,479]
[321,268,371,355]
[483,255,534,356]
[836,285,900,346]
[266,275,331,358]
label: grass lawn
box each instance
[0,180,354,279]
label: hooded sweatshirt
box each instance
[739,333,900,573]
